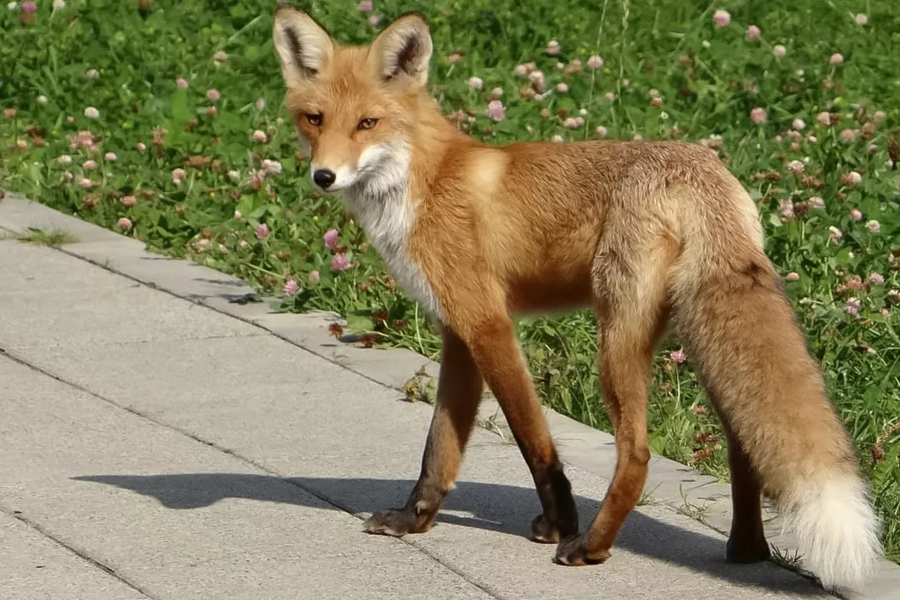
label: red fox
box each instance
[272,6,882,593]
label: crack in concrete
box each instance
[0,501,158,599]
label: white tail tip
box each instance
[784,474,882,593]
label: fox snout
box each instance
[312,168,336,190]
[309,160,358,191]
[309,142,408,193]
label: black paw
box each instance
[726,534,771,564]
[554,533,611,566]
[531,513,561,543]
[363,509,425,537]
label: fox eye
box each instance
[306,113,323,126]
[357,118,378,131]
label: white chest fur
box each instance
[341,143,443,321]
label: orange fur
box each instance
[272,7,882,593]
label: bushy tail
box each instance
[670,242,882,593]
[780,474,881,592]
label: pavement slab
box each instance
[0,355,492,600]
[0,511,149,600]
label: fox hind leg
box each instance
[556,234,674,565]
[719,419,771,563]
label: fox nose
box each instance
[313,169,336,190]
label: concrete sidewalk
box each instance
[1,193,897,600]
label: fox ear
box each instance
[272,7,334,86]
[369,12,433,87]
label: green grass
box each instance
[18,226,78,246]
[2,0,899,562]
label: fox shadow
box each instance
[71,472,819,595]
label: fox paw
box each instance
[554,534,611,566]
[531,513,562,543]
[364,509,426,537]
[726,534,771,564]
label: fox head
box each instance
[272,7,433,193]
